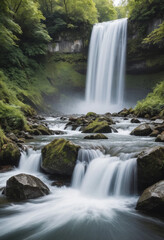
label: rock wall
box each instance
[48,38,83,53]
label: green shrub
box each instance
[135,81,164,117]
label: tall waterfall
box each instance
[85,18,127,113]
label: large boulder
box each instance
[130,124,153,136]
[137,146,164,190]
[136,181,164,213]
[41,138,80,176]
[5,174,50,200]
[0,142,21,166]
[84,133,108,140]
[82,120,112,133]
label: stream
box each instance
[0,116,164,240]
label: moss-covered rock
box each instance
[82,120,112,133]
[86,112,98,118]
[27,124,53,136]
[136,181,164,214]
[41,138,80,176]
[155,132,164,142]
[0,142,21,166]
[0,101,26,131]
[84,134,108,140]
[137,146,164,190]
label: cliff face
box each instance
[124,18,164,106]
[126,18,164,74]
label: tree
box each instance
[143,22,164,44]
[94,0,116,22]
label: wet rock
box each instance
[136,181,164,213]
[41,138,80,176]
[154,119,164,124]
[54,130,66,135]
[86,112,98,118]
[0,165,14,173]
[28,124,53,135]
[84,133,108,140]
[154,124,164,133]
[6,133,18,142]
[137,146,164,190]
[131,118,141,123]
[5,174,50,200]
[82,120,112,133]
[155,132,164,142]
[130,124,153,136]
[150,130,160,137]
[0,142,21,166]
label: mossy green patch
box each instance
[0,101,26,131]
[41,138,80,176]
[134,81,164,117]
[0,142,21,166]
[82,120,112,133]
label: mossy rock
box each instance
[130,124,152,136]
[41,138,80,176]
[84,134,108,140]
[0,127,7,148]
[0,142,21,166]
[137,146,164,190]
[82,120,112,133]
[86,112,98,118]
[28,124,53,136]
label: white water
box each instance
[72,149,137,198]
[0,117,164,240]
[19,149,41,173]
[85,18,127,113]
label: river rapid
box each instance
[0,116,164,240]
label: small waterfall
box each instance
[72,149,103,188]
[72,149,137,197]
[19,148,41,173]
[85,18,127,112]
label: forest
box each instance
[0,1,164,240]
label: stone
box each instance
[154,119,164,124]
[131,118,141,123]
[130,124,153,136]
[0,142,21,166]
[136,181,164,213]
[150,130,160,137]
[84,134,108,140]
[5,174,50,200]
[155,132,164,142]
[41,138,80,176]
[82,120,112,133]
[137,146,164,190]
[154,124,164,133]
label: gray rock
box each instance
[131,118,141,123]
[5,174,50,200]
[136,181,164,213]
[137,146,164,190]
[84,133,108,140]
[155,132,164,142]
[130,124,153,136]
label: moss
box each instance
[0,142,21,166]
[82,120,112,133]
[0,127,7,148]
[0,101,26,131]
[86,112,98,118]
[41,138,80,176]
[84,133,108,139]
[27,124,52,136]
[134,81,164,117]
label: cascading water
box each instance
[19,149,41,173]
[72,148,137,198]
[85,18,127,113]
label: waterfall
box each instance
[19,149,41,173]
[85,18,127,113]
[72,149,137,197]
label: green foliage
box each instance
[135,81,164,117]
[94,0,117,22]
[0,127,7,148]
[143,22,164,44]
[0,101,26,131]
